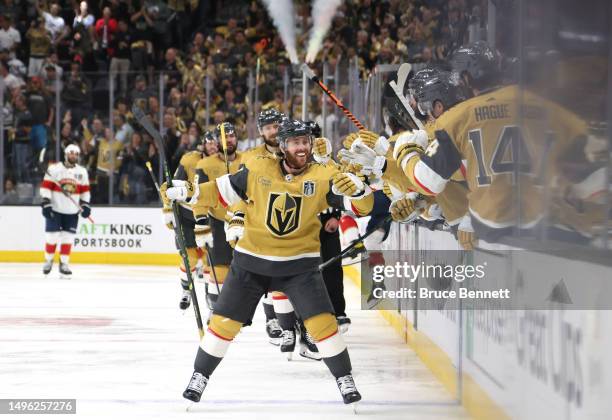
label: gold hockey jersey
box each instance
[194,152,244,221]
[175,150,203,183]
[96,139,123,174]
[240,143,279,163]
[232,143,280,215]
[172,150,204,218]
[194,156,372,276]
[402,84,587,232]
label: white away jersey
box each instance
[40,162,90,214]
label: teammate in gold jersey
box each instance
[192,122,243,309]
[162,118,373,405]
[159,131,217,311]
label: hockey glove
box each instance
[390,192,422,223]
[164,180,198,203]
[341,132,360,150]
[41,198,53,219]
[194,217,213,248]
[457,215,478,251]
[392,129,428,166]
[337,142,386,176]
[357,130,390,156]
[382,181,403,201]
[420,202,442,221]
[225,212,245,248]
[313,137,333,164]
[162,207,175,229]
[80,201,91,219]
[342,130,385,152]
[332,172,369,197]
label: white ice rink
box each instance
[1,263,469,420]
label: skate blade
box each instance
[339,325,350,335]
[283,352,293,361]
[298,350,322,361]
[351,401,359,415]
[185,402,196,412]
[269,337,281,346]
[59,274,72,280]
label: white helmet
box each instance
[65,144,80,155]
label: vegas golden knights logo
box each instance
[266,192,302,236]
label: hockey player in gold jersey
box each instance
[159,131,217,310]
[240,108,285,346]
[391,43,591,243]
[403,67,473,247]
[192,122,244,309]
[163,118,373,405]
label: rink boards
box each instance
[0,206,179,264]
[356,223,612,420]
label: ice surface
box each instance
[0,263,468,419]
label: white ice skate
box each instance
[42,259,53,275]
[59,262,72,279]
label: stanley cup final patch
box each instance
[303,180,316,197]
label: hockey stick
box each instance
[145,161,161,194]
[319,214,392,271]
[44,169,95,224]
[146,160,218,310]
[388,63,425,131]
[301,64,366,130]
[319,194,428,270]
[219,123,230,174]
[133,105,205,339]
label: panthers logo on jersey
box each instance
[266,192,302,236]
[60,180,77,194]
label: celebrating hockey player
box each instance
[160,132,216,310]
[192,122,244,309]
[163,118,375,405]
[243,108,289,345]
[40,144,91,277]
[342,42,592,244]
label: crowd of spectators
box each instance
[0,0,485,205]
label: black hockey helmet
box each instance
[304,120,321,138]
[408,67,443,97]
[257,108,284,130]
[413,70,465,115]
[200,130,216,144]
[383,80,421,131]
[277,119,313,151]
[214,122,236,141]
[450,41,501,89]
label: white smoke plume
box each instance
[261,0,299,64]
[305,0,343,63]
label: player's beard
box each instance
[284,148,311,171]
[65,156,78,167]
[220,143,237,156]
[263,134,279,149]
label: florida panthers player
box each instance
[40,144,91,276]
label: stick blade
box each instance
[395,63,412,92]
[301,63,316,80]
